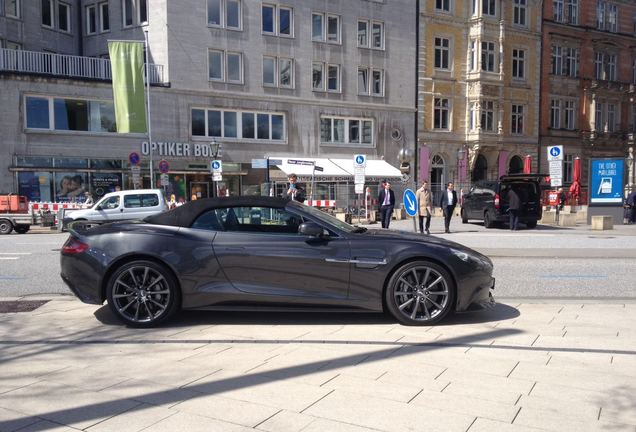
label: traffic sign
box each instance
[160,174,169,186]
[129,152,140,166]
[314,166,324,172]
[355,183,364,194]
[288,159,315,166]
[158,159,170,174]
[212,173,222,181]
[547,145,563,161]
[211,160,222,173]
[354,154,366,168]
[403,189,417,217]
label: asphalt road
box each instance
[0,222,635,299]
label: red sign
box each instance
[158,159,170,174]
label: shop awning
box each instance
[330,159,403,179]
[273,158,351,177]
[272,157,402,181]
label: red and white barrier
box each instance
[30,202,82,212]
[306,200,336,207]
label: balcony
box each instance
[0,48,166,84]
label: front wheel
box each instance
[484,211,494,228]
[461,208,468,224]
[106,260,180,327]
[526,220,538,229]
[385,260,455,326]
[0,219,13,235]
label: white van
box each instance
[63,189,169,226]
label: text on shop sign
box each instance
[596,162,617,176]
[141,142,215,158]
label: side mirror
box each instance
[298,221,324,237]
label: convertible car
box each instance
[60,196,495,327]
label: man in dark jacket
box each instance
[507,187,521,230]
[439,182,458,233]
[284,173,306,203]
[378,182,395,229]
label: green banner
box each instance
[108,41,147,133]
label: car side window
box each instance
[102,196,120,209]
[217,206,304,234]
[124,195,141,208]
[192,210,224,231]
[141,194,159,207]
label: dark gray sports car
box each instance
[61,196,495,327]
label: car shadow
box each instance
[93,302,519,328]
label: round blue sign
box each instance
[355,155,365,165]
[129,152,140,166]
[549,147,561,157]
[158,159,170,174]
[402,189,418,217]
[212,161,221,170]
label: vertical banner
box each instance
[108,41,147,133]
[498,150,509,179]
[419,146,430,182]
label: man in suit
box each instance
[378,181,395,229]
[439,182,458,233]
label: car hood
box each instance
[362,228,480,253]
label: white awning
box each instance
[272,157,403,181]
[274,158,350,177]
[330,159,403,179]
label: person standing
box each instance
[284,173,306,203]
[416,180,433,234]
[507,187,521,231]
[439,182,457,233]
[378,182,395,229]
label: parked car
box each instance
[60,196,495,327]
[62,189,168,227]
[460,174,543,229]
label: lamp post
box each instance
[457,147,467,201]
[210,139,222,197]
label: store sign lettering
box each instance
[141,141,215,158]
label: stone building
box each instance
[418,0,542,200]
[0,0,415,203]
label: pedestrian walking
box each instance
[507,187,521,230]
[284,173,306,203]
[625,189,636,224]
[378,181,395,229]
[416,180,433,234]
[439,182,458,233]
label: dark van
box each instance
[460,174,543,229]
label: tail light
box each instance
[494,193,500,210]
[62,237,89,254]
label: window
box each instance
[554,0,564,22]
[563,154,573,183]
[192,108,285,141]
[371,21,384,49]
[195,207,303,234]
[606,54,616,81]
[100,2,110,31]
[357,20,367,47]
[513,0,526,26]
[358,67,383,96]
[607,103,616,132]
[312,62,324,90]
[566,0,578,24]
[511,104,524,134]
[595,102,604,131]
[372,70,383,96]
[208,50,224,81]
[564,100,576,129]
[263,56,294,88]
[312,12,340,43]
[262,4,292,36]
[25,96,117,132]
[122,0,146,27]
[550,99,561,129]
[434,37,450,70]
[607,3,618,32]
[42,0,53,27]
[480,101,495,131]
[512,49,525,79]
[564,47,578,77]
[552,45,563,75]
[208,50,242,83]
[482,0,496,16]
[358,19,384,49]
[435,0,450,12]
[226,52,242,83]
[469,40,477,71]
[4,0,19,18]
[469,102,477,130]
[434,98,450,130]
[595,52,617,80]
[124,194,159,208]
[58,2,70,32]
[207,0,241,29]
[86,5,97,34]
[321,116,373,145]
[327,64,340,92]
[481,41,496,72]
[632,59,636,84]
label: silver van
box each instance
[63,189,169,226]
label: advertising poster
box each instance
[91,173,122,199]
[55,172,87,202]
[18,172,52,202]
[589,159,624,205]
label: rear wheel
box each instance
[106,260,180,327]
[14,225,30,234]
[461,208,468,224]
[484,211,495,228]
[0,219,13,235]
[385,260,455,326]
[526,220,538,229]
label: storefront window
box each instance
[90,159,122,169]
[55,172,88,202]
[25,97,50,129]
[164,174,187,202]
[54,158,88,168]
[16,156,53,167]
[18,172,52,202]
[90,173,122,199]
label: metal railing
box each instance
[0,48,165,84]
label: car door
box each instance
[212,205,351,303]
[92,195,122,221]
[122,193,160,220]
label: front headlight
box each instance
[450,248,493,271]
[451,248,470,262]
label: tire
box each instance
[0,219,13,235]
[106,260,180,328]
[526,220,538,229]
[461,208,468,224]
[14,225,30,234]
[484,211,494,228]
[385,260,456,326]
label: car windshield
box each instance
[289,202,363,234]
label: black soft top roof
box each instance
[145,196,293,227]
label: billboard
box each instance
[589,158,624,205]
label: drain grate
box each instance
[0,300,49,313]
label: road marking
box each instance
[0,253,32,255]
[0,257,20,260]
[538,275,609,279]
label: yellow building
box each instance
[418,0,542,199]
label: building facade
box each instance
[0,0,415,203]
[418,0,542,200]
[540,0,636,197]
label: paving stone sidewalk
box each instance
[0,298,635,432]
